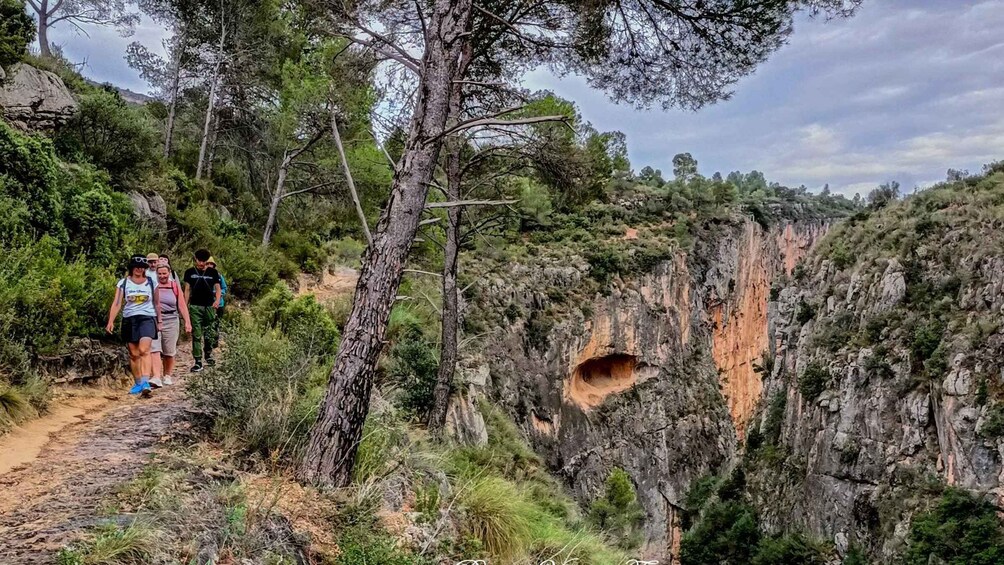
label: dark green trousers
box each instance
[190,305,217,361]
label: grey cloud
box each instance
[40,1,1004,196]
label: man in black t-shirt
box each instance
[183,248,222,372]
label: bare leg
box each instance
[127,343,142,383]
[151,351,163,379]
[138,338,152,378]
[163,355,176,378]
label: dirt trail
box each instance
[0,382,188,563]
[0,271,358,563]
[296,267,358,304]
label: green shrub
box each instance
[387,324,439,418]
[336,526,431,565]
[843,545,869,565]
[526,309,554,351]
[0,120,66,241]
[979,405,1004,438]
[251,284,339,357]
[55,88,160,184]
[902,487,1004,565]
[795,300,816,325]
[0,0,33,71]
[186,315,323,462]
[830,240,854,269]
[910,318,944,364]
[680,500,760,565]
[588,468,645,550]
[752,533,826,565]
[798,362,831,401]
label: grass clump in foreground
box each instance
[56,521,157,565]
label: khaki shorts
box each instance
[151,316,180,356]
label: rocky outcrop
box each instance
[468,218,828,559]
[747,193,1004,561]
[127,191,168,231]
[0,64,77,131]
[36,338,127,383]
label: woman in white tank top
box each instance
[105,256,163,395]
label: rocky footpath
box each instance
[460,217,828,559]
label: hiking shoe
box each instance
[191,362,204,373]
[206,356,216,367]
[163,375,174,386]
[129,379,151,395]
[149,377,164,388]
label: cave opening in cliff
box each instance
[568,354,639,409]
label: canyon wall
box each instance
[747,218,1004,561]
[464,218,828,559]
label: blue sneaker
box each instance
[129,379,151,395]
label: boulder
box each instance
[0,64,77,131]
[127,191,168,230]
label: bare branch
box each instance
[440,114,570,138]
[404,269,443,277]
[283,181,337,199]
[349,37,421,75]
[425,199,517,209]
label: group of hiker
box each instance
[104,249,228,395]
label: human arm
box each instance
[106,286,123,333]
[213,283,222,309]
[178,284,192,333]
[154,284,163,331]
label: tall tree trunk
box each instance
[37,1,51,58]
[428,139,462,433]
[428,58,469,433]
[262,151,290,246]
[299,0,474,488]
[330,107,372,246]
[163,32,185,158]
[195,66,219,180]
[205,110,219,178]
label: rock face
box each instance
[127,191,168,231]
[0,64,77,131]
[468,218,828,559]
[747,192,1004,561]
[36,338,127,383]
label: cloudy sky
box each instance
[46,0,1004,196]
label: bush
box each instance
[0,238,117,355]
[902,487,1004,565]
[680,500,760,565]
[186,315,324,462]
[798,362,831,401]
[386,324,439,418]
[752,533,826,565]
[336,527,431,565]
[795,300,815,325]
[0,0,34,71]
[251,283,339,357]
[0,120,66,241]
[588,468,645,550]
[55,88,160,184]
[979,405,1004,438]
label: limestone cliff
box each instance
[746,170,1004,562]
[464,217,828,559]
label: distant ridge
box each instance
[83,78,156,105]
